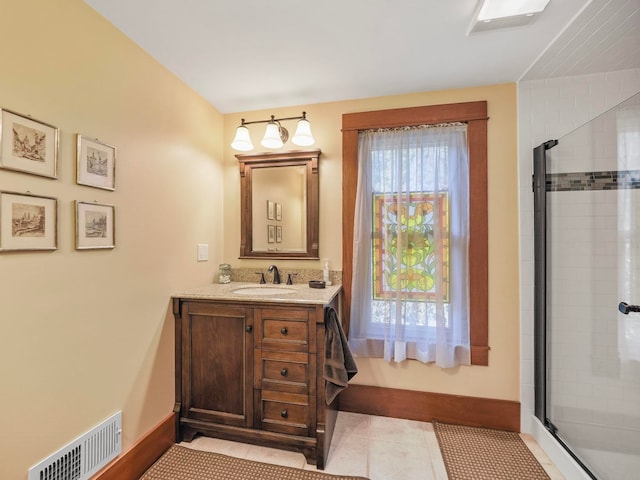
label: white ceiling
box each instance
[83,0,638,114]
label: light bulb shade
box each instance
[292,118,315,146]
[261,122,284,149]
[231,125,253,151]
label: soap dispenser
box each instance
[322,259,332,286]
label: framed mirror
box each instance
[237,149,320,259]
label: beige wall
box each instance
[0,1,223,479]
[223,84,520,401]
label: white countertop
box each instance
[173,281,342,305]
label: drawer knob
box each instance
[280,327,288,335]
[280,368,288,377]
[280,409,288,418]
[245,325,253,333]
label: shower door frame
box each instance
[532,139,598,480]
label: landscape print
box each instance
[12,123,46,162]
[86,146,108,177]
[12,203,45,237]
[85,210,107,238]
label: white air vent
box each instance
[28,411,122,480]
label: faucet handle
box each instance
[255,272,266,284]
[286,273,298,285]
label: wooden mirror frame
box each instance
[236,149,320,259]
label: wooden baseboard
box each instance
[339,384,520,432]
[93,412,176,480]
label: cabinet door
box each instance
[181,302,253,427]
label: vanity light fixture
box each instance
[468,0,551,34]
[231,111,315,151]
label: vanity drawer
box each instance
[263,319,307,343]
[256,350,309,394]
[260,390,310,437]
[257,308,311,353]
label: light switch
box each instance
[197,244,208,262]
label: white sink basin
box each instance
[232,287,296,296]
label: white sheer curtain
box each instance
[349,124,470,368]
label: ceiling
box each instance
[522,0,640,80]
[84,0,639,114]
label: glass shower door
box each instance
[544,93,640,480]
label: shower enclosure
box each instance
[534,93,640,480]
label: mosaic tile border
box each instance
[546,169,640,191]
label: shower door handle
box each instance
[618,302,640,315]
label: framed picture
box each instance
[0,109,58,178]
[276,225,282,243]
[75,201,115,250]
[0,191,57,251]
[276,203,282,221]
[77,134,116,190]
[267,200,275,220]
[267,224,275,243]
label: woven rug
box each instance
[140,445,369,480]
[433,422,551,480]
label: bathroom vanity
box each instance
[172,282,343,469]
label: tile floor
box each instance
[180,412,565,479]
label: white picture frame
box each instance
[0,191,58,251]
[0,109,58,178]
[267,200,275,220]
[76,134,116,190]
[75,201,115,250]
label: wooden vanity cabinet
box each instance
[173,294,341,470]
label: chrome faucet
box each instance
[267,265,281,284]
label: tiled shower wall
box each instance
[547,187,640,418]
[517,68,640,434]
[544,95,640,419]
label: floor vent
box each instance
[28,411,122,480]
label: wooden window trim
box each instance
[341,101,489,365]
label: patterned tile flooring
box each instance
[180,412,565,480]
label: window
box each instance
[342,102,489,366]
[350,124,469,366]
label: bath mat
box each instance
[139,445,369,480]
[433,422,551,480]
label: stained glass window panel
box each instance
[372,192,449,302]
